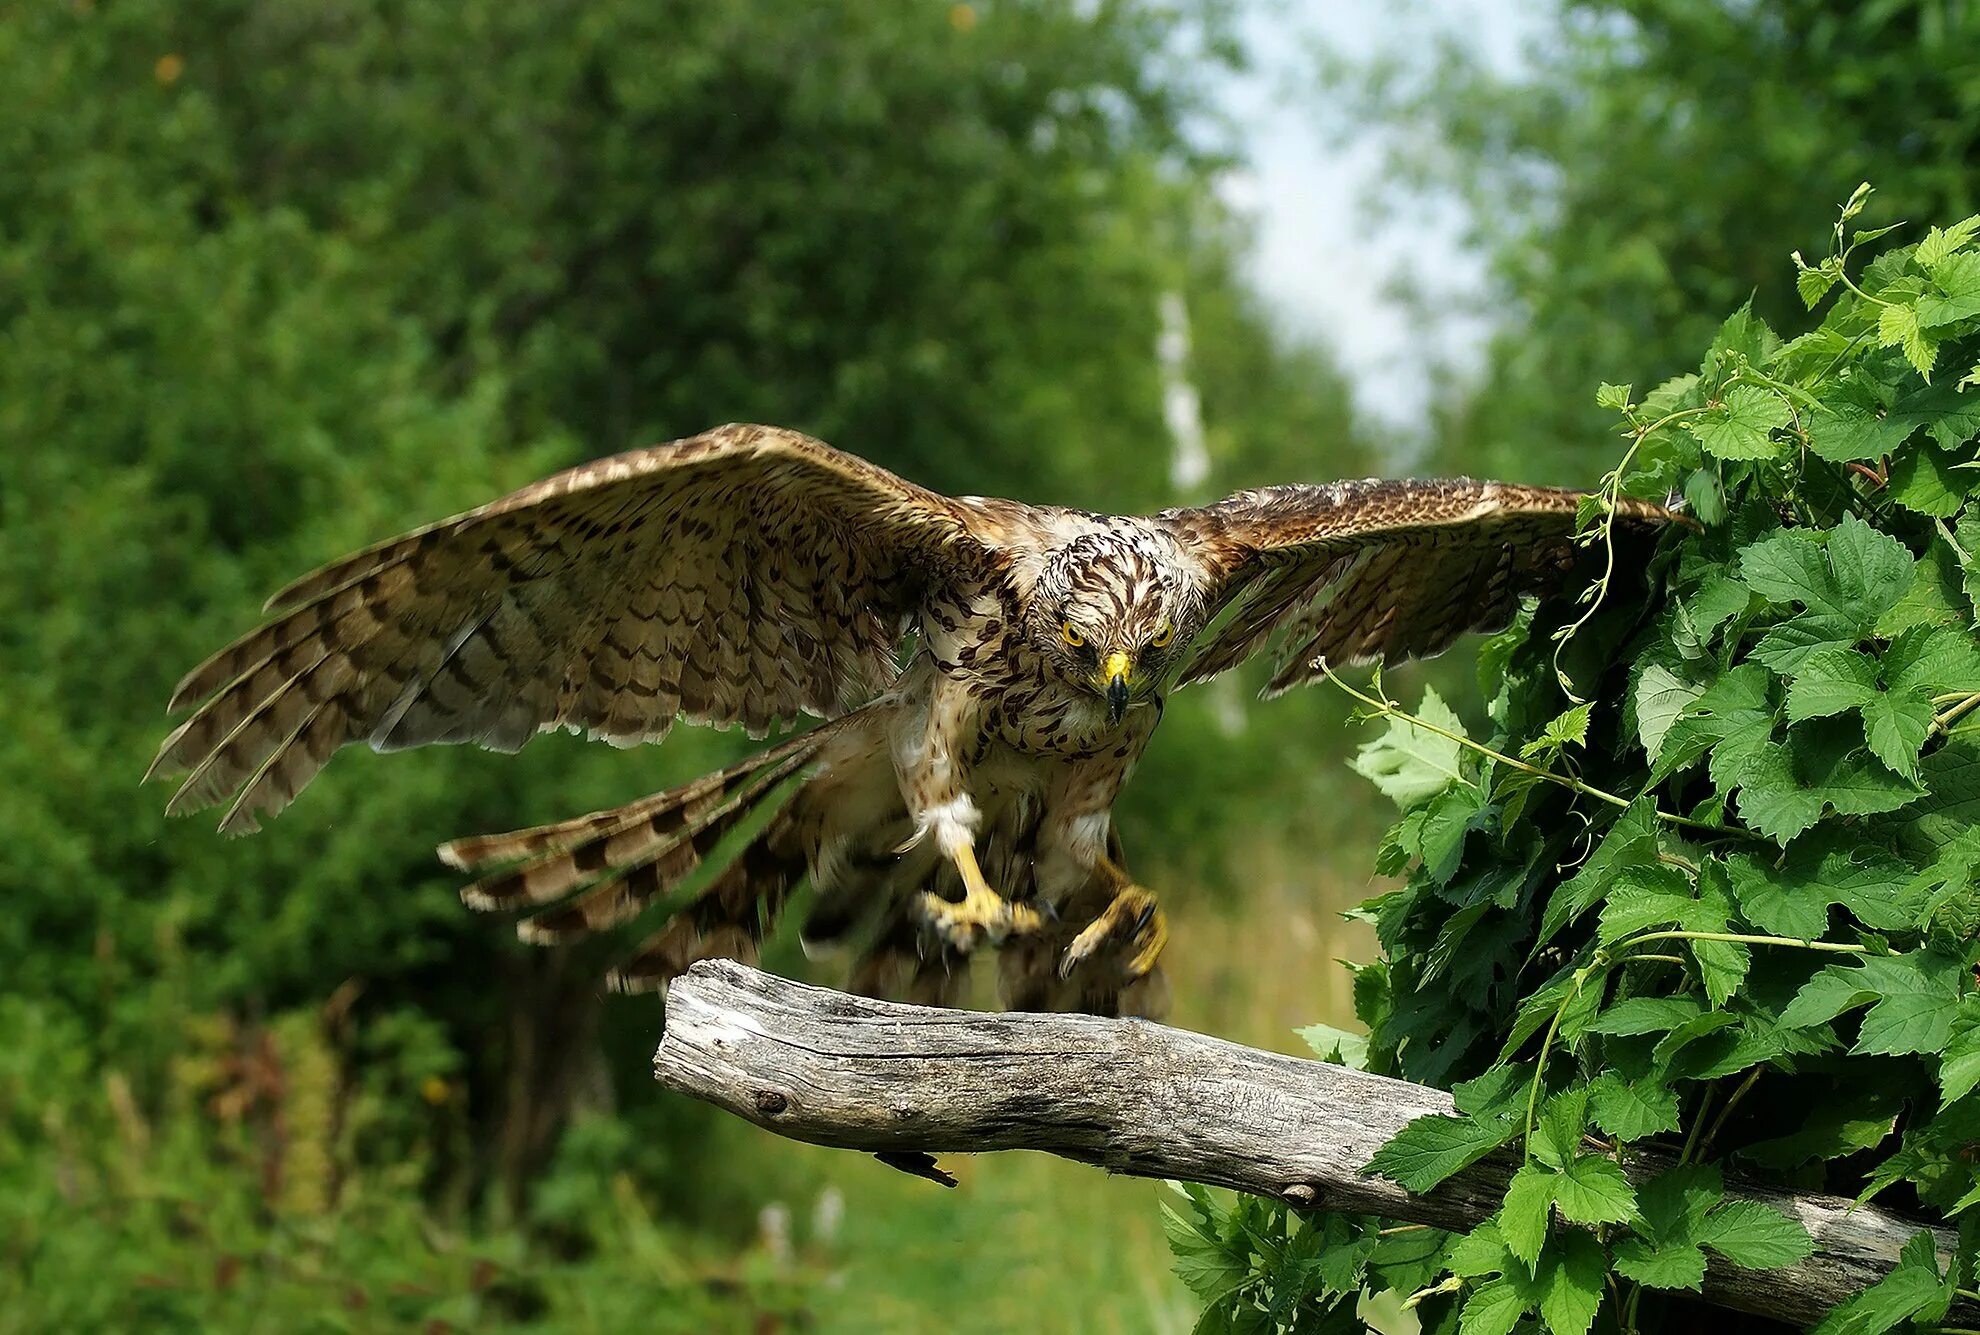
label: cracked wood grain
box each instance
[654,959,1968,1327]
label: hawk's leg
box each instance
[917,840,1042,951]
[899,668,1039,950]
[1060,852,1168,981]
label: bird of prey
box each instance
[149,424,1670,1015]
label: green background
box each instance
[4,1,1973,1329]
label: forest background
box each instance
[4,2,1974,1330]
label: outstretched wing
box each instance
[151,423,999,834]
[1158,479,1674,694]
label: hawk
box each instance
[149,424,1670,1014]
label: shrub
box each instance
[1171,188,1980,1333]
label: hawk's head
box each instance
[1030,528,1207,724]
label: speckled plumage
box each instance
[151,423,1672,1015]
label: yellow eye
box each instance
[1150,622,1174,648]
[1061,622,1086,648]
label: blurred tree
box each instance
[1321,0,1980,483]
[0,3,1371,1296]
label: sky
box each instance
[1213,0,1540,449]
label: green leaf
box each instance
[1535,1232,1607,1335]
[1798,261,1840,310]
[1597,863,1720,943]
[1612,1239,1707,1290]
[1294,1022,1368,1070]
[1450,1220,1513,1278]
[1634,1163,1725,1243]
[1684,385,1792,460]
[1587,1072,1681,1142]
[1898,743,1980,864]
[1877,539,1970,636]
[1877,298,1937,379]
[1630,661,1706,762]
[1724,836,1916,939]
[1784,647,1879,723]
[1941,996,1980,1108]
[1886,623,1980,696]
[1640,371,1703,419]
[1915,216,1980,269]
[1887,442,1971,517]
[1809,1231,1952,1335]
[1734,718,1924,844]
[1741,517,1916,654]
[1399,782,1493,884]
[1353,686,1473,808]
[1587,995,1705,1037]
[1595,381,1632,411]
[1853,952,1966,1056]
[1860,690,1936,780]
[1650,663,1774,784]
[1365,1110,1518,1194]
[1742,1084,1904,1169]
[1521,702,1592,760]
[1782,950,1964,1056]
[1907,826,1980,942]
[1702,303,1782,380]
[1725,854,1829,940]
[1780,965,1881,1029]
[1551,1155,1637,1226]
[1454,1065,1532,1120]
[1698,1201,1814,1270]
[1498,1165,1555,1272]
[1919,250,1980,328]
[1163,1200,1252,1304]
[1458,1278,1526,1335]
[1540,799,1660,944]
[1959,511,1980,616]
[1783,640,1945,781]
[1531,1087,1590,1171]
[1598,1233,1692,1298]
[1808,378,1980,462]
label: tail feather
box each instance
[514,756,800,942]
[454,732,820,913]
[605,825,807,994]
[439,727,824,872]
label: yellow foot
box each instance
[1060,884,1168,981]
[917,843,1042,951]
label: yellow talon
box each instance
[1060,882,1167,981]
[918,842,1042,949]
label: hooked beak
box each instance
[1103,651,1132,724]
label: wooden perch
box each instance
[654,960,1966,1327]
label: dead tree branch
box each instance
[653,960,1963,1327]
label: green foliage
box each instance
[1,0,1374,1326]
[1173,198,1980,1332]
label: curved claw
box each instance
[1060,884,1167,980]
[916,887,1042,951]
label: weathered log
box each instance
[653,959,1964,1327]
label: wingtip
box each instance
[165,675,207,716]
[146,719,198,782]
[141,747,180,788]
[459,879,514,913]
[216,809,263,838]
[514,917,558,946]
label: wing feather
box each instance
[1159,479,1674,692]
[154,423,995,831]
